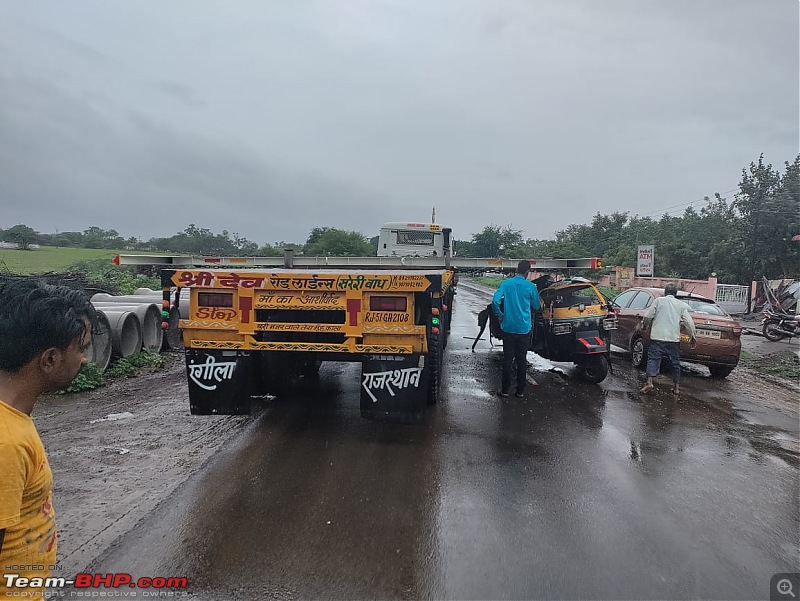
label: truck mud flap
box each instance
[360,353,428,423]
[185,349,252,415]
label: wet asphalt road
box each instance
[91,286,799,600]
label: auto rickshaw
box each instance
[530,276,618,383]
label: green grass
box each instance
[470,276,504,288]
[0,247,132,274]
[740,349,800,381]
[60,351,175,394]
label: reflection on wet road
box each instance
[92,287,799,600]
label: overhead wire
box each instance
[636,188,740,218]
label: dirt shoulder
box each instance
[737,315,800,391]
[33,354,251,578]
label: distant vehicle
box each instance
[377,222,452,257]
[609,287,742,378]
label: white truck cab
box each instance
[377,222,453,257]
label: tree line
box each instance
[457,154,799,284]
[2,154,797,285]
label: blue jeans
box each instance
[502,331,531,394]
[646,340,681,382]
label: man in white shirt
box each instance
[640,282,697,395]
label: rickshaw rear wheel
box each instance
[578,355,608,384]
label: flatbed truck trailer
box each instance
[114,229,602,423]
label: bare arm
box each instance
[642,303,657,329]
[681,306,697,340]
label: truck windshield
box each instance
[396,231,435,246]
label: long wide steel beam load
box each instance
[113,254,602,271]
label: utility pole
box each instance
[431,207,436,224]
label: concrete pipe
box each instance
[97,309,142,359]
[92,293,170,304]
[86,311,112,371]
[92,290,190,318]
[133,287,159,295]
[92,301,181,351]
[91,303,163,352]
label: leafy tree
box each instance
[775,156,800,277]
[1,224,39,248]
[51,231,85,247]
[733,155,784,309]
[303,227,372,256]
[470,225,523,257]
[148,224,258,255]
[82,226,125,249]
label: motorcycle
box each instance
[762,309,800,341]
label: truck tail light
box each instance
[369,296,408,311]
[197,292,234,307]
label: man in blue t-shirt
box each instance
[491,260,541,397]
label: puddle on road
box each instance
[89,411,135,424]
[448,374,494,399]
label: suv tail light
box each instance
[369,296,408,311]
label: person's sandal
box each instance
[639,384,654,394]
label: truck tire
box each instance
[260,352,300,396]
[425,333,443,405]
[301,359,322,377]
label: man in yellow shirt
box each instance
[0,278,97,599]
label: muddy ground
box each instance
[36,355,249,578]
[33,330,798,582]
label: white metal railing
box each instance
[715,284,748,314]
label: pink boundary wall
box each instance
[595,266,718,298]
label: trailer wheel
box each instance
[261,352,300,396]
[301,359,322,377]
[425,333,443,405]
[578,355,608,384]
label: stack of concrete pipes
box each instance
[86,288,187,370]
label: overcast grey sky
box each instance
[0,1,797,246]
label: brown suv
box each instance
[609,287,742,378]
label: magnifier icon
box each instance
[778,579,796,598]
